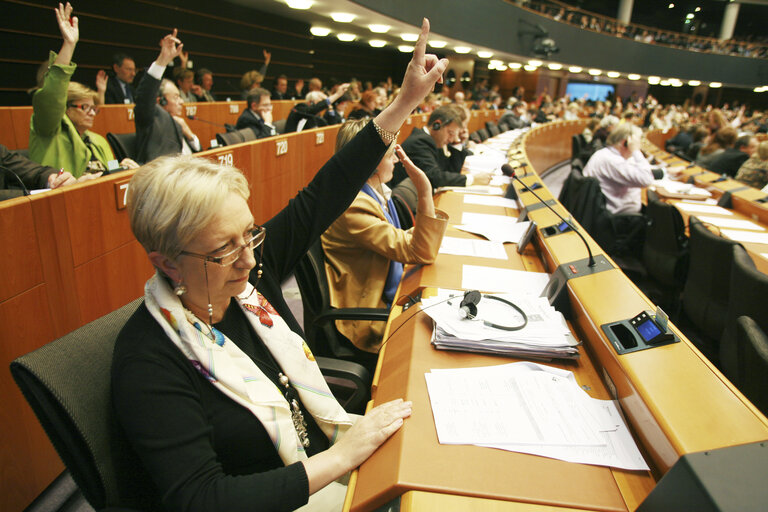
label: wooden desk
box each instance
[345,123,768,512]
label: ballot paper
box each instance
[681,198,719,205]
[455,212,529,244]
[719,229,768,245]
[425,362,649,471]
[673,202,733,216]
[439,237,508,260]
[461,265,550,294]
[436,186,505,195]
[695,216,765,231]
[652,179,712,197]
[463,195,518,208]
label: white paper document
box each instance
[424,362,649,471]
[695,216,765,231]
[436,185,504,195]
[463,195,518,208]
[456,212,529,244]
[720,229,768,245]
[461,265,550,294]
[439,237,508,260]
[673,202,733,216]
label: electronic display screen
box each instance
[566,82,615,102]
[558,221,569,232]
[637,318,662,342]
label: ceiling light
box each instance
[648,76,660,84]
[400,33,419,42]
[607,71,620,78]
[672,81,683,87]
[695,7,701,12]
[686,13,695,19]
[330,12,356,23]
[489,59,503,67]
[368,24,391,33]
[753,86,767,93]
[497,64,508,71]
[627,74,641,80]
[569,66,582,73]
[285,0,313,9]
[668,3,674,8]
[398,45,414,53]
[709,82,722,88]
[369,39,386,47]
[478,51,493,58]
[454,46,471,54]
[688,80,701,86]
[660,80,670,86]
[309,27,331,36]
[509,62,522,69]
[336,33,355,42]
[428,40,447,48]
[547,63,563,70]
[588,68,602,76]
[528,59,543,67]
[523,64,537,71]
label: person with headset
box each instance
[134,29,201,164]
[321,118,448,368]
[388,105,491,190]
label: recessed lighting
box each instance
[398,45,414,53]
[454,46,471,54]
[428,40,447,48]
[489,59,503,67]
[369,39,386,47]
[672,81,683,87]
[547,63,563,70]
[336,33,356,42]
[668,3,674,8]
[588,68,602,76]
[695,6,701,12]
[285,0,313,9]
[309,27,331,36]
[478,51,493,58]
[569,66,582,73]
[753,86,767,93]
[688,80,701,86]
[648,76,660,84]
[368,24,391,33]
[400,33,419,42]
[523,64,537,71]
[528,59,543,67]
[330,12,356,23]
[509,62,522,69]
[607,71,620,78]
[686,13,695,19]
[497,64,508,71]
[627,74,641,80]
[709,82,722,88]
[660,80,670,86]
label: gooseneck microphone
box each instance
[501,163,595,267]
[186,115,227,128]
[0,165,31,196]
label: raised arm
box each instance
[135,29,184,126]
[53,2,78,67]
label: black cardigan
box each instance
[111,123,387,512]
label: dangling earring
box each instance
[257,262,263,278]
[174,281,187,296]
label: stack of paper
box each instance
[421,289,580,360]
[425,362,649,470]
[455,212,530,244]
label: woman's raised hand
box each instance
[396,145,431,194]
[397,18,448,112]
[55,3,78,46]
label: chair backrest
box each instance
[682,217,741,346]
[719,244,768,382]
[391,194,415,231]
[469,131,482,144]
[571,134,583,161]
[239,127,257,143]
[106,132,137,162]
[216,128,255,147]
[571,158,584,175]
[735,316,768,416]
[293,241,357,360]
[485,121,500,136]
[10,298,158,511]
[497,120,510,132]
[642,189,689,287]
[391,177,418,226]
[558,170,617,251]
[476,128,490,141]
[273,118,287,135]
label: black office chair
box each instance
[106,132,137,162]
[293,240,389,376]
[476,128,490,141]
[497,120,510,132]
[719,245,768,383]
[680,217,741,363]
[273,119,287,135]
[485,121,500,137]
[469,131,483,144]
[391,177,418,227]
[215,127,255,147]
[571,134,583,163]
[570,157,584,175]
[735,316,768,416]
[641,190,689,315]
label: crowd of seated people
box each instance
[516,0,768,59]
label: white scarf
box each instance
[144,272,352,464]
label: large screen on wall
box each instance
[566,82,615,101]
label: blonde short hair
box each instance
[67,81,98,104]
[240,70,264,91]
[128,156,250,259]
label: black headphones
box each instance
[431,119,442,131]
[158,93,168,107]
[458,290,528,331]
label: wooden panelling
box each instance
[0,197,43,302]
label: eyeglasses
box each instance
[67,103,99,115]
[180,226,266,267]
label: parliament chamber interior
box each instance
[2,0,768,510]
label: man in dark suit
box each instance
[270,75,294,100]
[104,53,136,104]
[134,30,201,164]
[389,106,490,190]
[707,135,757,177]
[0,144,93,200]
[236,88,276,138]
[499,101,530,130]
[284,84,349,133]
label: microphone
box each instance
[0,165,31,196]
[187,115,227,128]
[501,163,595,267]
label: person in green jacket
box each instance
[29,2,138,178]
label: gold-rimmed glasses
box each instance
[180,225,266,267]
